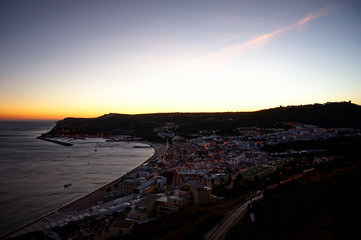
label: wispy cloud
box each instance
[199,5,336,59]
[222,34,242,43]
[128,6,337,70]
[296,6,332,25]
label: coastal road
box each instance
[204,193,263,240]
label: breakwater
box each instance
[36,136,73,146]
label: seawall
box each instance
[36,136,73,146]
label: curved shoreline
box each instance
[59,141,165,212]
[1,141,166,239]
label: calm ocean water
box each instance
[0,120,153,236]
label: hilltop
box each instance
[44,102,361,138]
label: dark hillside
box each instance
[45,102,361,137]
[249,102,361,128]
[226,141,361,240]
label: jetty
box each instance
[36,136,73,146]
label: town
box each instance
[9,122,360,240]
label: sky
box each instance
[1,0,361,119]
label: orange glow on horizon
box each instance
[0,107,257,120]
[0,107,102,120]
[2,99,360,120]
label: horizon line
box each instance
[0,101,356,121]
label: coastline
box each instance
[59,141,166,212]
[1,141,166,239]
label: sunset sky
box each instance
[1,0,361,119]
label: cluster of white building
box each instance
[72,123,360,226]
[252,123,338,145]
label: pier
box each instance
[36,136,73,146]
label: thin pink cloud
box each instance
[213,5,337,57]
[296,6,333,26]
[130,6,337,69]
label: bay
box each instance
[0,120,153,236]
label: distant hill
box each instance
[45,102,361,138]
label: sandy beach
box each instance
[1,141,166,239]
[58,141,166,212]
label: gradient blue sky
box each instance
[1,0,361,119]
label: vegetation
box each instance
[9,231,52,240]
[226,141,361,240]
[263,136,361,156]
[129,198,246,240]
[46,102,361,139]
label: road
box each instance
[204,193,263,240]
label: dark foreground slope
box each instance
[226,139,361,240]
[45,102,361,138]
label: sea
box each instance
[0,120,154,236]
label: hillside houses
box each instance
[117,122,358,226]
